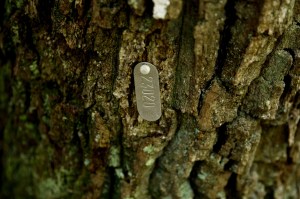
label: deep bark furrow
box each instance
[215,0,237,77]
[191,0,299,197]
[1,0,300,199]
[172,0,198,113]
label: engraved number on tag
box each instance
[134,62,161,121]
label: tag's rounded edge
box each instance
[135,62,159,75]
[134,62,162,121]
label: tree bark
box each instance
[1,0,300,198]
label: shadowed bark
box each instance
[0,0,300,198]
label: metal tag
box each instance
[134,62,162,121]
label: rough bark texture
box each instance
[1,0,300,198]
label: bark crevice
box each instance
[215,0,237,77]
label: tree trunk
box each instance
[1,0,300,198]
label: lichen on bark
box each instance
[1,0,300,198]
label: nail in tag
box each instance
[134,62,162,121]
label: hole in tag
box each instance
[134,62,162,121]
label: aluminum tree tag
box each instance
[134,62,161,121]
